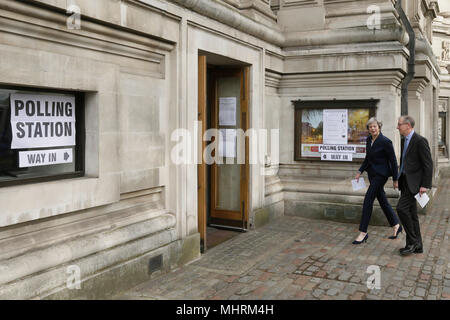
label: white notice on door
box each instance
[19,148,73,168]
[219,97,237,126]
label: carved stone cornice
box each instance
[0,0,172,77]
[415,37,441,75]
[433,19,450,36]
[408,77,429,96]
[167,0,409,48]
[424,0,440,19]
[221,0,277,21]
[280,0,318,8]
[265,70,282,88]
[278,70,404,89]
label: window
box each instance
[293,100,377,162]
[0,86,84,187]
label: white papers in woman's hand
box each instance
[415,192,430,208]
[352,178,366,191]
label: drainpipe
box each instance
[395,0,415,116]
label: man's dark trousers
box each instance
[359,170,399,233]
[397,174,422,248]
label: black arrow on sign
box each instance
[64,152,69,161]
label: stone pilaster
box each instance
[407,77,429,134]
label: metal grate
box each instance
[148,254,163,274]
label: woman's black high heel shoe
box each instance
[352,233,368,245]
[388,225,403,239]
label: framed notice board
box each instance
[293,100,377,162]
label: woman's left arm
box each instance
[385,139,399,182]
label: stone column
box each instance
[407,78,428,134]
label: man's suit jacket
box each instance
[399,132,433,194]
[359,133,399,180]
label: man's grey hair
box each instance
[366,117,382,130]
[399,115,415,128]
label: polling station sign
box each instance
[319,144,357,153]
[10,93,76,149]
[320,153,353,161]
[19,148,73,168]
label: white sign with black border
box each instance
[319,144,357,153]
[321,153,353,161]
[10,93,76,149]
[19,148,73,168]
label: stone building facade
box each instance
[433,0,450,164]
[0,0,443,298]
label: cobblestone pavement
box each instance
[115,171,450,300]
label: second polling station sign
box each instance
[10,93,76,149]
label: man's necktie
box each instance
[399,137,409,174]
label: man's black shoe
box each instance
[400,244,418,256]
[414,247,423,254]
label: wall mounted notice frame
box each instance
[293,100,377,162]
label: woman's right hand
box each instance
[355,172,361,182]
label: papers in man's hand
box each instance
[352,178,366,191]
[415,192,430,208]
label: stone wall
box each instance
[0,0,199,299]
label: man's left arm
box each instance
[419,137,433,193]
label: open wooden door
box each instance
[209,67,249,230]
[198,55,207,252]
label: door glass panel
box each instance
[216,76,241,212]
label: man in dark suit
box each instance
[396,115,433,256]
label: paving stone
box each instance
[213,281,228,291]
[386,285,398,295]
[349,276,361,283]
[312,289,324,298]
[266,280,277,287]
[429,286,439,295]
[415,287,426,297]
[319,282,331,290]
[326,288,339,296]
[343,284,358,295]
[350,292,365,300]
[238,276,254,283]
[307,266,319,272]
[338,271,352,281]
[303,282,317,291]
[404,280,415,287]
